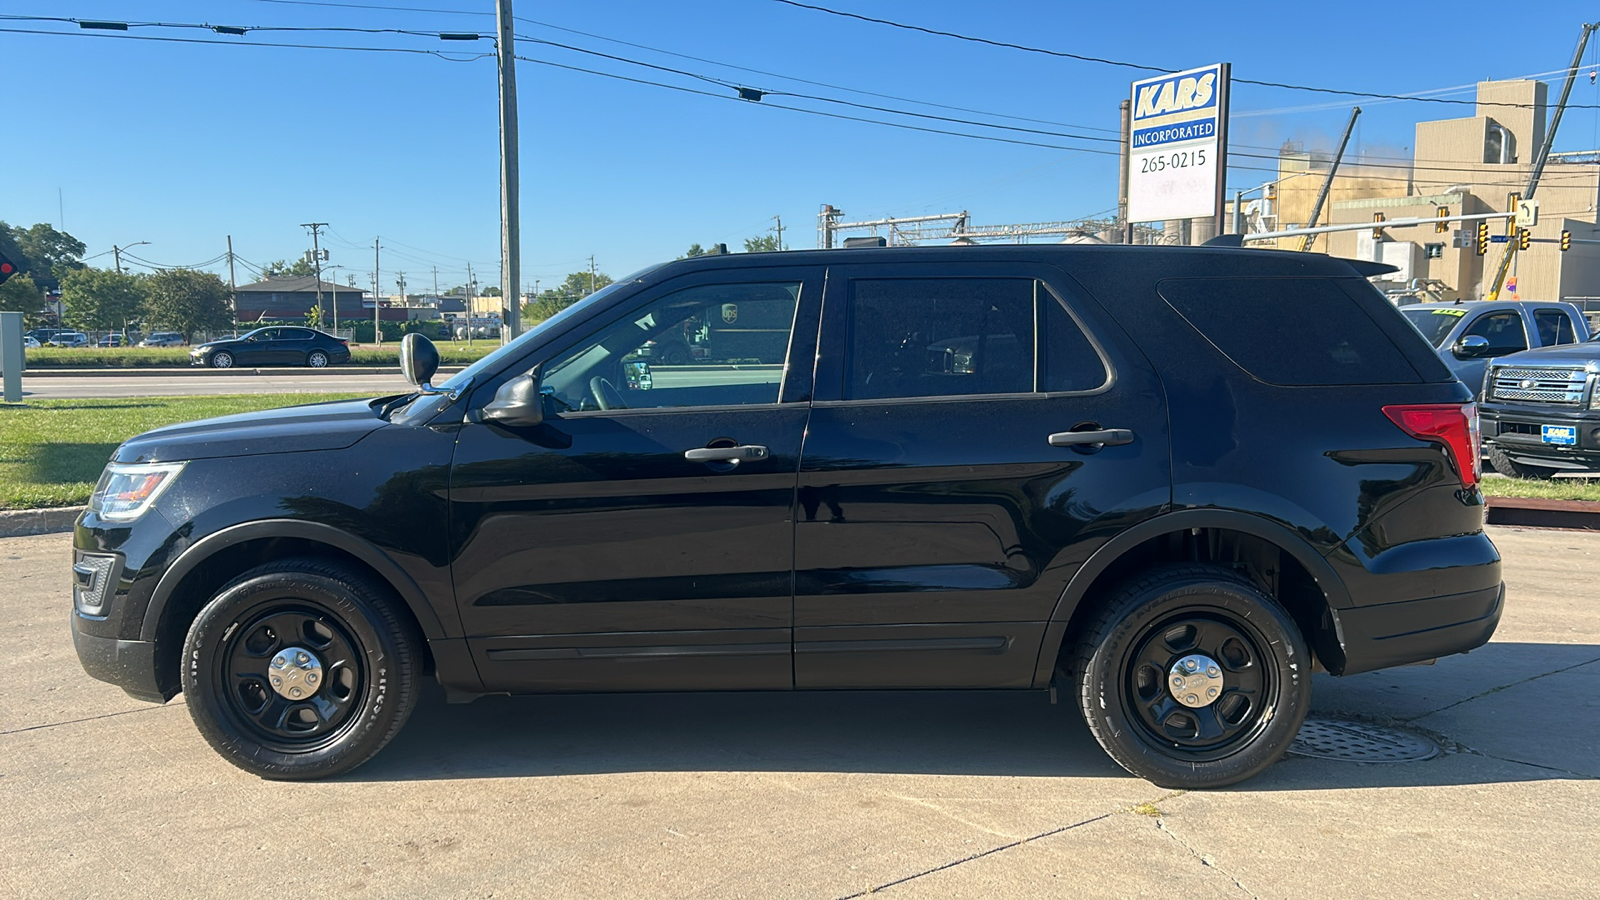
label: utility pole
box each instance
[496,0,522,343]
[373,237,382,345]
[774,214,785,250]
[301,222,328,322]
[465,261,475,346]
[589,256,596,296]
[226,235,239,335]
[1489,22,1596,299]
[1117,99,1132,243]
[113,245,122,275]
[396,272,407,314]
[1300,107,1361,252]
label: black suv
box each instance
[72,245,1501,788]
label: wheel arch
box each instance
[1031,509,1351,687]
[141,520,447,698]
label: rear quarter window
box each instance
[1157,277,1423,386]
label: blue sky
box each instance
[3,0,1597,292]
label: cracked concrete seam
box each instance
[0,702,183,737]
[836,790,1191,898]
[1401,654,1600,724]
[1153,816,1259,899]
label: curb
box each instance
[16,366,467,378]
[1484,495,1600,531]
[0,507,84,538]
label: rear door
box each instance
[794,261,1170,689]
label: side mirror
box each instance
[400,332,441,388]
[1453,334,1491,359]
[478,368,544,428]
[624,360,653,391]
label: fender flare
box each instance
[139,519,448,643]
[1029,508,1350,687]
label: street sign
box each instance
[1127,63,1230,223]
[1490,234,1510,243]
[1514,199,1540,228]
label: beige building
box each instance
[1259,80,1600,304]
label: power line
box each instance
[766,0,1600,111]
[0,25,495,60]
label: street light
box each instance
[111,241,149,275]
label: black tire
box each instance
[1487,444,1559,480]
[210,350,234,369]
[1070,564,1310,789]
[307,349,330,368]
[180,558,422,780]
[661,345,691,366]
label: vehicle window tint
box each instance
[1400,306,1465,348]
[543,281,799,412]
[1043,290,1108,392]
[846,278,1033,400]
[252,328,279,341]
[1158,277,1421,386]
[1534,310,1577,346]
[1463,311,1527,353]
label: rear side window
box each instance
[1158,277,1421,385]
[1044,291,1109,392]
[847,278,1034,400]
[1534,310,1577,346]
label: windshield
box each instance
[1401,306,1466,348]
[438,265,664,392]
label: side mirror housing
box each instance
[478,368,545,428]
[1453,334,1491,359]
[400,333,441,388]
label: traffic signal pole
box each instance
[1487,22,1595,299]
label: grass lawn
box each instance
[1481,475,1600,502]
[24,343,496,368]
[0,394,365,510]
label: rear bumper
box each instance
[1331,582,1502,675]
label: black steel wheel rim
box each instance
[217,603,366,751]
[1120,608,1279,761]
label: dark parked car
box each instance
[72,244,1500,787]
[98,334,129,348]
[1479,335,1600,477]
[189,326,351,368]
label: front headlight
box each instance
[89,462,185,522]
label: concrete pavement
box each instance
[2,525,1596,898]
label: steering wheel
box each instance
[589,376,626,410]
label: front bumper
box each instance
[71,624,168,703]
[1480,403,1600,472]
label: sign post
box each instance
[1126,63,1231,235]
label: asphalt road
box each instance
[15,366,782,399]
[4,524,1597,898]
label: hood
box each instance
[114,398,386,463]
[1489,342,1600,370]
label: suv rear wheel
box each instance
[1070,564,1310,788]
[180,558,422,780]
[1487,444,1559,480]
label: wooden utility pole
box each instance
[1488,22,1596,299]
[496,0,521,342]
[373,237,382,345]
[226,235,238,335]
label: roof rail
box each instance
[1202,233,1245,248]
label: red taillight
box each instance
[1383,403,1481,488]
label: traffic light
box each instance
[1518,228,1532,251]
[1435,206,1450,233]
[1562,230,1573,251]
[1476,221,1489,256]
[0,249,16,287]
[1372,212,1386,239]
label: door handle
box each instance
[685,444,769,462]
[1048,428,1134,448]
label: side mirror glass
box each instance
[1453,334,1491,359]
[479,368,544,428]
[400,332,441,387]
[624,360,653,391]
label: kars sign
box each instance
[1127,63,1230,223]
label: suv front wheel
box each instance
[1070,565,1310,788]
[1487,444,1559,480]
[180,558,422,780]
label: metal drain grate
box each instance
[1288,717,1439,762]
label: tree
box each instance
[143,269,233,341]
[0,221,86,293]
[305,303,323,330]
[678,243,706,259]
[484,286,502,297]
[0,272,45,328]
[743,234,780,253]
[259,258,317,279]
[520,269,614,324]
[59,267,146,333]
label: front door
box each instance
[794,262,1171,689]
[449,267,823,692]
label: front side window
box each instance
[542,281,800,412]
[846,278,1034,400]
[1464,311,1527,354]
